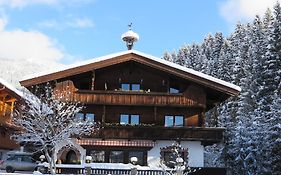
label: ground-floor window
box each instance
[109,151,124,163]
[128,151,144,165]
[90,150,105,163]
[160,143,188,168]
[87,149,147,166]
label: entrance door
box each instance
[65,150,78,164]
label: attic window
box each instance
[169,87,179,94]
[121,83,141,91]
[131,84,140,91]
[121,84,130,91]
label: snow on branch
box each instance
[11,83,99,153]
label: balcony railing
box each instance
[90,125,224,146]
[67,90,206,107]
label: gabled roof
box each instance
[0,77,23,99]
[20,50,241,96]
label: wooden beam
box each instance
[200,111,206,127]
[91,70,95,90]
[102,105,106,124]
[10,101,14,115]
[154,106,157,123]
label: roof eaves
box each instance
[0,78,23,98]
[20,49,241,95]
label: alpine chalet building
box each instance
[20,28,240,174]
[0,78,23,160]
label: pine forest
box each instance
[163,3,281,175]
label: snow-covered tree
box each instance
[159,141,196,175]
[162,2,281,174]
[163,52,173,62]
[270,92,281,175]
[12,84,99,175]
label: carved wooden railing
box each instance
[54,81,206,108]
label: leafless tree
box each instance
[12,84,99,175]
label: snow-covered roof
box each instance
[21,50,241,94]
[0,77,23,98]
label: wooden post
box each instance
[3,95,6,117]
[0,96,3,114]
[167,79,170,93]
[91,70,95,90]
[10,100,15,115]
[200,110,206,127]
[154,106,157,123]
[102,105,106,124]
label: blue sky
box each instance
[0,0,279,65]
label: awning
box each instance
[76,139,155,147]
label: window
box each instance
[121,84,130,91]
[165,115,184,127]
[175,116,184,126]
[120,114,129,125]
[121,83,141,91]
[75,113,95,123]
[109,151,124,163]
[129,151,144,165]
[165,115,174,127]
[131,115,140,125]
[160,144,188,168]
[169,87,179,94]
[22,156,34,163]
[90,150,105,163]
[120,114,140,125]
[131,84,141,91]
[85,113,95,122]
[75,113,84,122]
[88,149,147,165]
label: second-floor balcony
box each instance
[67,90,205,108]
[89,125,224,146]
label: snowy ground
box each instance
[0,169,33,174]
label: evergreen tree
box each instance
[163,51,173,62]
[201,34,215,75]
[270,91,281,175]
[162,3,281,174]
[217,40,234,82]
[177,46,189,66]
[211,32,224,77]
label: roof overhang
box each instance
[0,78,23,100]
[20,50,241,97]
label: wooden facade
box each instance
[0,79,22,155]
[20,50,240,167]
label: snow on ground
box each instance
[0,170,33,174]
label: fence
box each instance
[52,167,164,175]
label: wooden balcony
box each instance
[91,125,224,146]
[69,90,205,107]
